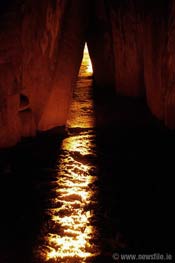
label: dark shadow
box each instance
[93,82,174,259]
[0,128,66,263]
[0,77,174,263]
[19,94,30,111]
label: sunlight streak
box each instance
[38,40,99,262]
[79,43,93,76]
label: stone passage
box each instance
[1,0,175,148]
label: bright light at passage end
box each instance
[83,43,93,75]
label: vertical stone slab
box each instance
[19,109,36,138]
[143,0,169,121]
[164,0,175,128]
[38,0,89,130]
[87,0,115,88]
[109,0,144,96]
[22,0,67,124]
[0,94,20,148]
[0,8,22,147]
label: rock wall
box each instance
[165,0,175,128]
[109,0,144,97]
[0,1,22,148]
[0,0,89,148]
[87,0,115,88]
[143,0,169,122]
[38,0,90,130]
[107,0,175,128]
[1,0,175,148]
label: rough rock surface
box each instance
[1,0,175,148]
[38,0,90,130]
[109,0,144,97]
[143,1,168,122]
[0,0,89,147]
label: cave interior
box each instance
[0,0,174,262]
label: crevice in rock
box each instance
[19,93,30,112]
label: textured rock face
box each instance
[141,0,175,129]
[109,0,144,97]
[143,1,169,122]
[0,2,22,147]
[107,0,175,128]
[38,0,90,130]
[1,0,175,148]
[0,0,89,147]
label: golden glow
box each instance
[79,43,93,77]
[41,133,99,262]
[66,43,95,129]
[37,41,99,262]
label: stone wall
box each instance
[143,0,169,122]
[0,1,23,148]
[0,0,89,148]
[38,0,90,130]
[165,0,175,128]
[1,0,175,148]
[109,0,144,97]
[87,0,115,88]
[107,0,175,128]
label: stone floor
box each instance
[0,94,174,262]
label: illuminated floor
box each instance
[0,44,173,263]
[37,43,100,262]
